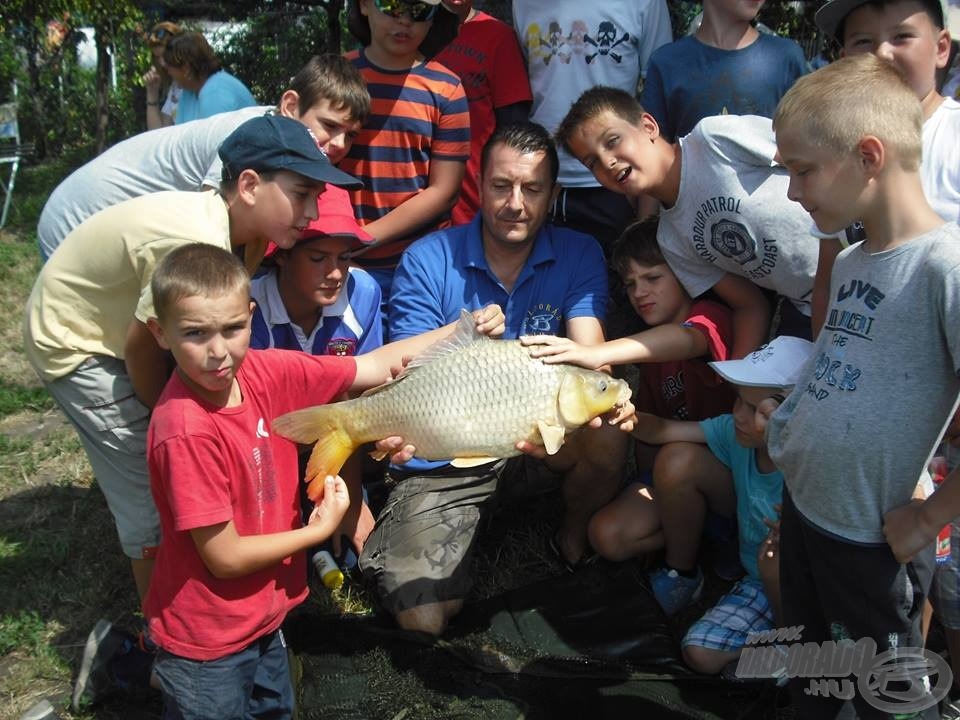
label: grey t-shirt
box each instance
[37,105,270,260]
[768,222,960,544]
[657,114,821,314]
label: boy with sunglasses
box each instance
[341,0,469,329]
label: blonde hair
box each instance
[773,54,923,170]
[152,244,249,323]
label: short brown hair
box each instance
[152,244,249,323]
[773,53,923,170]
[611,218,665,277]
[163,31,221,80]
[288,54,370,123]
[556,86,645,156]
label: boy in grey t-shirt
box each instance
[556,87,828,358]
[765,54,960,719]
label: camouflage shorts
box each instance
[359,459,523,614]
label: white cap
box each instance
[709,336,815,389]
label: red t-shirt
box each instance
[635,299,736,421]
[143,349,356,660]
[435,11,532,226]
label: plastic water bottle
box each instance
[312,550,344,589]
[930,455,952,565]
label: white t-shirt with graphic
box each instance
[657,114,820,314]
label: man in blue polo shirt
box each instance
[359,122,628,636]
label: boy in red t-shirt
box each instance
[523,218,736,605]
[141,243,505,718]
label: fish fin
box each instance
[304,426,357,501]
[359,372,411,398]
[272,406,334,444]
[449,456,500,468]
[400,309,488,375]
[556,372,590,426]
[537,421,566,455]
[273,406,359,501]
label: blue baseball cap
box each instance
[218,115,362,189]
[816,0,945,41]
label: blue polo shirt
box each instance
[250,267,383,356]
[389,214,607,341]
[388,215,608,471]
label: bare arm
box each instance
[710,272,771,359]
[812,238,842,338]
[884,467,960,563]
[360,159,465,245]
[124,319,171,409]
[192,475,349,578]
[522,322,709,370]
[630,411,706,446]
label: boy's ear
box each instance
[857,135,885,176]
[146,317,170,350]
[639,112,661,142]
[237,168,262,207]
[278,90,301,120]
[935,28,952,69]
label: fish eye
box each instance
[599,381,607,392]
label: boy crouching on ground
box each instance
[142,243,505,719]
[627,336,812,675]
[766,53,960,718]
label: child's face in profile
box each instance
[620,258,690,326]
[275,235,354,310]
[250,170,324,250]
[732,385,776,449]
[153,291,254,407]
[841,1,950,106]
[775,127,863,234]
[566,109,662,197]
[289,98,362,166]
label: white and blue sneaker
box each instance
[649,566,704,617]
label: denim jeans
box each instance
[154,628,294,720]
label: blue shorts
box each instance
[154,628,293,720]
[682,577,774,653]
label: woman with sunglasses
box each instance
[339,0,466,336]
[143,21,182,130]
[163,31,257,125]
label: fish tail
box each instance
[272,406,359,501]
[303,426,356,501]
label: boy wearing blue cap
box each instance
[26,115,360,710]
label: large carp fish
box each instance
[272,310,631,500]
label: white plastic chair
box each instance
[0,102,32,229]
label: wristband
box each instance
[146,101,161,107]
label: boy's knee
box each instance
[395,600,462,637]
[587,511,624,560]
[653,443,699,489]
[682,644,727,675]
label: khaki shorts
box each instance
[359,458,540,614]
[43,356,158,558]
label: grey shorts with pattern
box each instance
[359,458,533,614]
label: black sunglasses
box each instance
[372,0,438,23]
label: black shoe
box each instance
[72,619,130,710]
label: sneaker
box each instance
[649,566,704,617]
[71,619,134,710]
